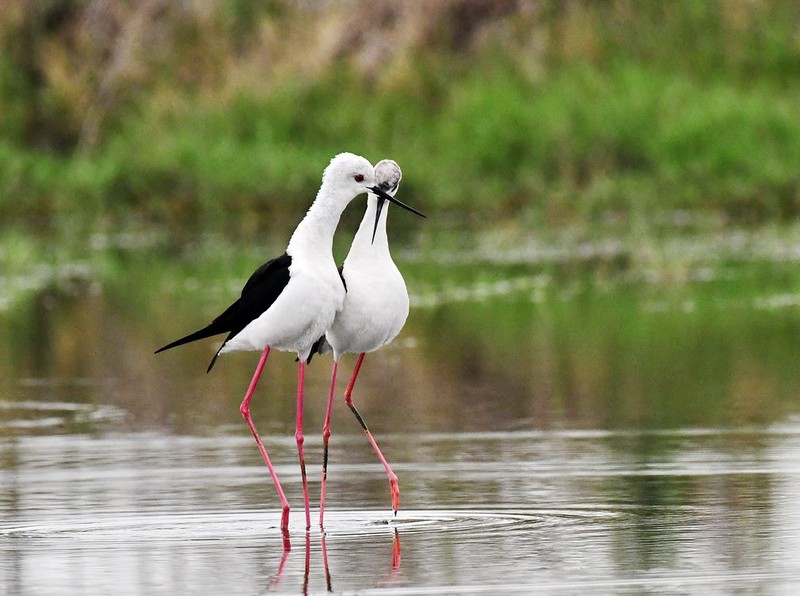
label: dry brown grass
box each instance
[1,0,531,150]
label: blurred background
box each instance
[3,0,800,432]
[4,2,800,593]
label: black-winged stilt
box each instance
[314,159,415,527]
[155,153,423,531]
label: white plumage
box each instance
[219,153,379,362]
[157,152,418,532]
[318,159,415,526]
[325,165,409,357]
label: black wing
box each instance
[155,252,292,372]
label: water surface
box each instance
[4,221,800,593]
[3,425,800,593]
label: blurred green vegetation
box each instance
[2,0,800,230]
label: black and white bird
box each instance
[155,153,424,531]
[315,159,413,527]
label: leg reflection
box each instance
[267,528,292,591]
[376,528,402,588]
[267,527,400,592]
[303,531,311,594]
[322,532,333,592]
[391,528,401,572]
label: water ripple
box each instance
[0,507,607,544]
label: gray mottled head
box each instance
[367,158,424,243]
[373,159,402,196]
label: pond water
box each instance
[4,424,800,593]
[3,221,800,593]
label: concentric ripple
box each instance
[0,507,594,545]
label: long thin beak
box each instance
[371,196,386,244]
[368,186,426,244]
[369,186,426,219]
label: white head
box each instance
[315,153,423,245]
[321,152,378,199]
[289,153,381,253]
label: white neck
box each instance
[349,195,392,258]
[287,186,354,259]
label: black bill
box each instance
[368,185,426,244]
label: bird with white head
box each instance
[155,153,424,532]
[313,159,418,527]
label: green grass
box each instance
[2,2,800,230]
[3,61,800,228]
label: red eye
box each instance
[354,174,364,183]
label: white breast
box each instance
[223,260,345,359]
[326,256,409,358]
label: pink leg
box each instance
[319,360,338,528]
[239,347,290,530]
[295,360,311,530]
[345,352,400,515]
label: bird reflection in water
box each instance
[266,529,293,592]
[266,528,402,593]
